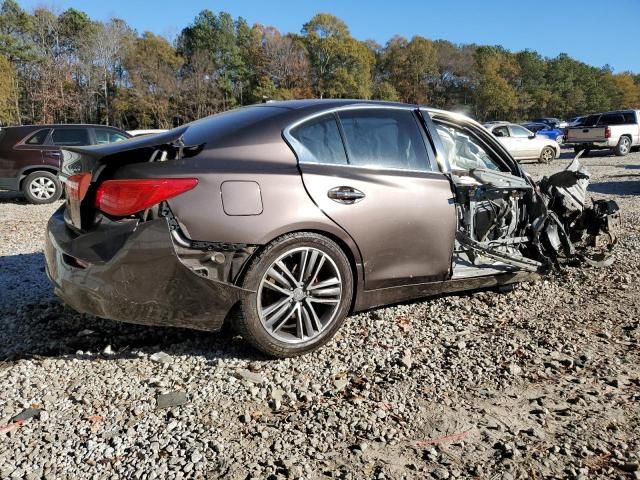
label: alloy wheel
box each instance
[257,247,342,344]
[620,138,630,154]
[541,148,554,163]
[29,176,56,200]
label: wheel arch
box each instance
[18,165,60,189]
[233,228,362,314]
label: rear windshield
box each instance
[182,106,287,148]
[582,115,601,126]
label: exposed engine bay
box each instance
[451,156,620,277]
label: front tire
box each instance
[614,136,631,156]
[235,232,353,357]
[22,171,62,204]
[539,146,555,164]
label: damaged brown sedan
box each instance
[44,100,619,357]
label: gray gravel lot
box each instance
[1,149,639,479]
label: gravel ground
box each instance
[1,149,639,480]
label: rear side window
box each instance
[51,128,90,146]
[95,128,128,144]
[290,114,347,165]
[25,129,51,145]
[599,114,625,125]
[623,112,637,124]
[337,109,430,171]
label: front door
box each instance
[288,107,456,290]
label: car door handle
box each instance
[327,186,365,204]
[583,129,589,133]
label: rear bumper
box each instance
[569,140,615,148]
[44,206,250,331]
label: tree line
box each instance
[0,1,639,128]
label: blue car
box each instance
[522,123,565,145]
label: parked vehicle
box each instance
[521,122,565,145]
[567,116,586,127]
[484,123,560,163]
[45,100,619,357]
[0,124,130,204]
[565,110,640,156]
[531,117,566,129]
[127,129,169,137]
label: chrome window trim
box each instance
[283,104,439,174]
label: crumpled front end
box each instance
[536,156,620,267]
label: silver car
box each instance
[484,123,560,163]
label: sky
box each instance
[18,0,640,73]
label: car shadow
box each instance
[0,190,28,204]
[589,179,640,196]
[0,252,264,362]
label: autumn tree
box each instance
[612,73,640,109]
[119,32,181,128]
[379,35,438,104]
[301,13,374,99]
[178,10,245,110]
[85,19,134,125]
[474,46,520,120]
[0,5,637,128]
[255,25,311,99]
[0,53,17,123]
[431,40,476,111]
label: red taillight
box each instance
[66,173,92,201]
[605,126,611,138]
[95,178,198,216]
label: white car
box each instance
[484,123,560,163]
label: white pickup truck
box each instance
[565,110,640,156]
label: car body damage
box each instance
[452,154,620,275]
[44,100,621,356]
[536,155,620,267]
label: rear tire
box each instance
[539,146,555,164]
[614,136,631,156]
[21,171,62,204]
[234,232,353,357]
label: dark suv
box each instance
[0,124,130,204]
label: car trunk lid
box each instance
[59,126,190,231]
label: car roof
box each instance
[524,122,550,127]
[1,124,128,132]
[254,99,417,111]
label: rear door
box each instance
[289,107,456,290]
[4,128,52,175]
